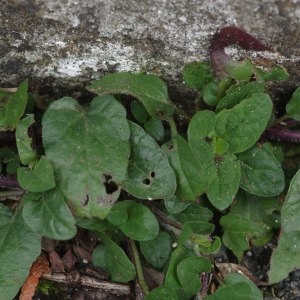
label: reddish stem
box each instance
[210,26,268,78]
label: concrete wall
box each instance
[1,0,300,95]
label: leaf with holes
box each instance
[17,156,56,193]
[42,96,130,219]
[22,189,77,240]
[16,114,36,165]
[0,79,28,130]
[122,122,176,200]
[0,208,41,300]
[87,72,174,120]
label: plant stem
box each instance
[0,175,20,188]
[168,117,178,137]
[128,238,150,296]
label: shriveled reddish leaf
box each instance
[20,253,51,300]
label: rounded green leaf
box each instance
[188,110,216,139]
[145,286,178,300]
[164,196,189,213]
[202,81,218,106]
[216,81,265,113]
[92,244,107,270]
[99,233,136,283]
[0,209,41,300]
[16,114,37,165]
[17,156,56,193]
[205,273,263,300]
[163,135,209,201]
[224,60,254,81]
[118,201,159,241]
[122,122,176,200]
[87,72,174,120]
[238,145,285,197]
[286,86,300,121]
[144,118,165,142]
[0,79,28,130]
[215,93,273,153]
[182,62,214,91]
[177,256,211,296]
[131,100,149,123]
[269,170,300,283]
[206,154,241,210]
[140,232,171,268]
[22,189,76,240]
[42,96,130,219]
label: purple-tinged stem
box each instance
[0,175,20,188]
[200,272,209,298]
[263,128,300,143]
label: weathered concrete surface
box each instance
[1,0,300,95]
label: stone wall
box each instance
[1,0,300,95]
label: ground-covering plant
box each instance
[1,35,300,300]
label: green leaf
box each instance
[182,62,214,91]
[140,231,171,268]
[117,200,159,241]
[216,81,265,112]
[214,93,273,153]
[144,118,165,142]
[225,60,254,81]
[188,110,215,139]
[17,156,56,193]
[165,246,193,290]
[0,148,20,174]
[122,122,176,200]
[221,191,279,260]
[76,217,109,232]
[202,81,218,106]
[261,65,289,81]
[0,79,28,130]
[286,87,300,121]
[238,145,285,197]
[22,189,77,240]
[16,114,37,165]
[92,244,107,270]
[205,273,263,300]
[131,100,149,123]
[98,233,136,283]
[170,204,213,225]
[164,196,189,213]
[206,154,241,210]
[145,286,179,300]
[0,208,41,300]
[87,72,174,120]
[106,200,129,226]
[222,213,272,261]
[42,96,130,219]
[0,203,13,226]
[177,256,211,296]
[163,135,208,201]
[269,169,300,283]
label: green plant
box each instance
[0,55,300,299]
